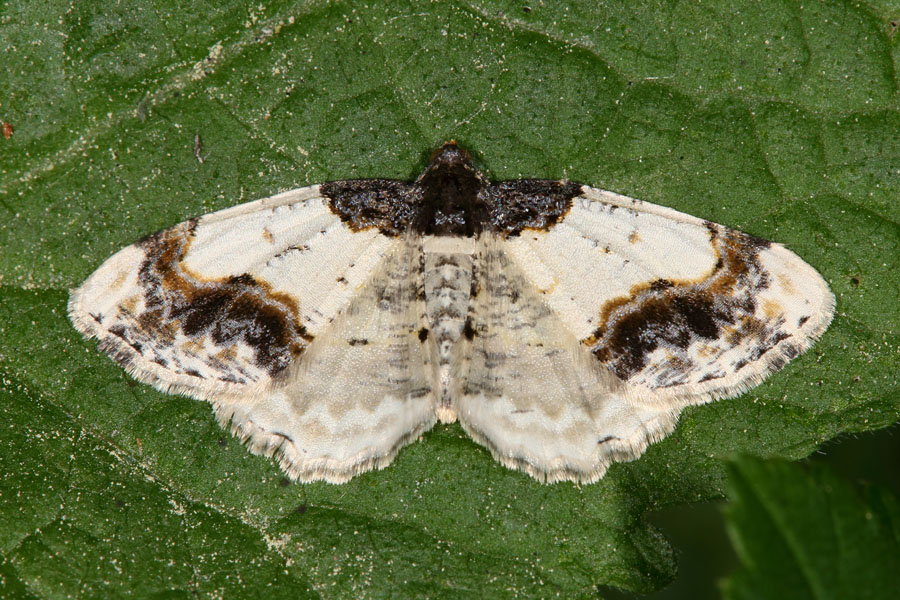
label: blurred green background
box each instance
[644,431,900,599]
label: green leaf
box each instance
[1,0,898,596]
[722,456,900,600]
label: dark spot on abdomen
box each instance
[463,318,476,340]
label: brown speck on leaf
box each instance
[1,122,12,139]
[850,275,860,287]
[889,20,899,37]
[194,133,204,163]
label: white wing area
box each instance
[69,186,437,482]
[455,238,682,483]
[454,188,833,482]
[503,191,717,342]
[513,187,834,399]
[211,239,437,482]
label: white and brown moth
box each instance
[69,143,834,484]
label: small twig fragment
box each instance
[194,133,204,163]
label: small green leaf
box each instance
[723,457,900,600]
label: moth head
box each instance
[416,142,490,235]
[421,141,477,177]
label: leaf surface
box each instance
[723,457,900,600]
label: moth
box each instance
[69,142,834,483]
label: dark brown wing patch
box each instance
[98,222,312,383]
[320,179,421,236]
[322,143,582,238]
[483,180,581,237]
[585,223,782,385]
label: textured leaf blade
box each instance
[723,457,900,600]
